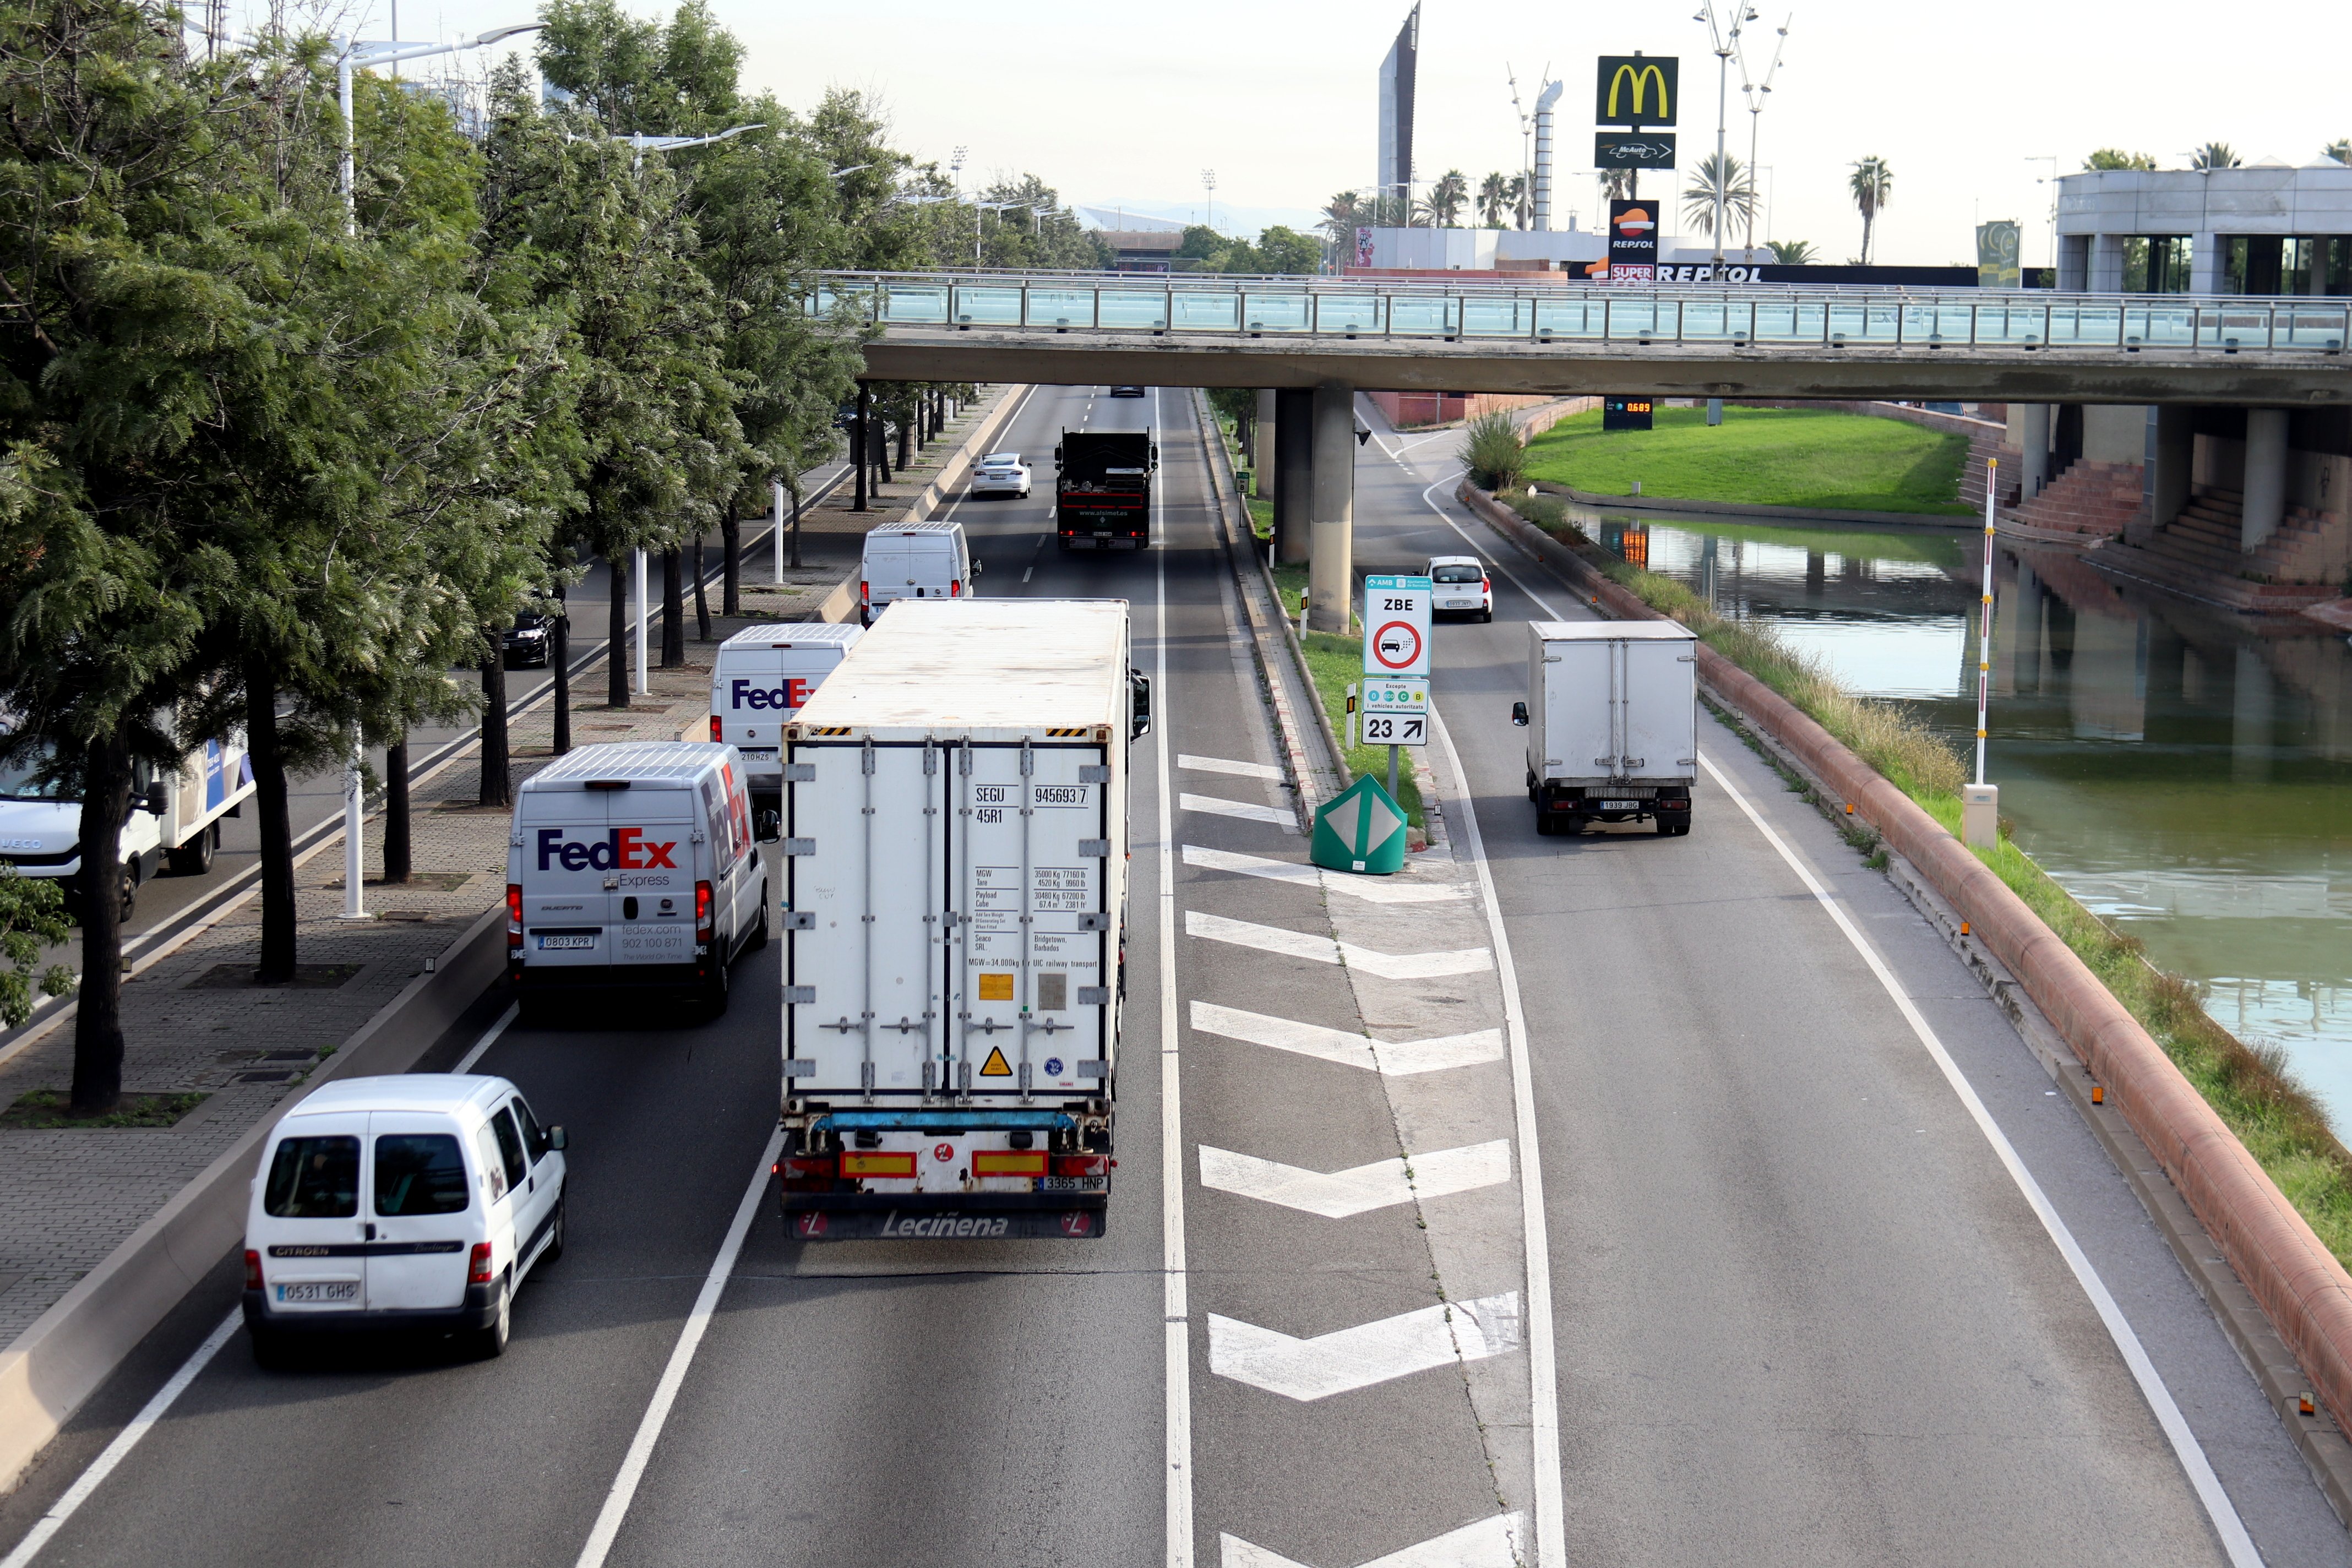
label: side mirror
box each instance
[141,781,168,815]
[1129,670,1153,740]
[547,1126,568,1152]
[970,559,983,576]
[1510,701,1530,727]
[754,808,782,843]
[1356,426,1373,447]
[1053,444,1064,464]
[1150,443,1160,469]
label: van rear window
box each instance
[374,1134,470,1216]
[264,1136,359,1218]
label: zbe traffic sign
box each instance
[1363,575,1431,680]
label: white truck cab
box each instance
[0,731,255,921]
[708,623,864,807]
[859,521,978,625]
[505,742,773,1015]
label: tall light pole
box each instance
[337,24,542,232]
[2026,155,2060,280]
[1738,15,1790,256]
[1202,168,1217,233]
[1695,3,1758,265]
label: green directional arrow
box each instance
[1310,774,1409,876]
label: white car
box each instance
[1427,556,1493,622]
[968,452,1031,499]
[242,1075,568,1364]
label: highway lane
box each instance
[1348,405,2352,1566]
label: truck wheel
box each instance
[167,820,219,877]
[1534,812,1556,837]
[1525,770,1537,803]
[117,862,138,922]
[702,951,732,1017]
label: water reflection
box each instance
[1597,509,2352,1128]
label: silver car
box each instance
[969,452,1031,499]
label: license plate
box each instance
[537,933,596,951]
[618,924,692,960]
[737,747,777,761]
[277,1281,359,1304]
[1599,800,1640,810]
[1042,1175,1107,1192]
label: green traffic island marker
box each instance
[1310,774,1410,876]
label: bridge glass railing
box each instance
[813,273,2352,357]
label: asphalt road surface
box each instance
[4,389,2348,1568]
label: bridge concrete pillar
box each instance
[1306,381,1356,633]
[2242,408,2289,552]
[2018,402,2051,497]
[2144,406,2193,536]
[1254,389,1276,496]
[1275,386,1314,565]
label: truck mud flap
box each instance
[782,1192,1107,1241]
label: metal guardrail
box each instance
[812,271,2352,356]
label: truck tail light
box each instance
[507,884,523,949]
[709,715,723,742]
[1052,1154,1108,1178]
[778,1153,837,1189]
[243,1249,263,1290]
[695,880,714,943]
[973,1150,1048,1178]
[859,579,870,602]
[468,1242,493,1284]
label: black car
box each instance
[503,611,556,668]
[1108,385,1146,398]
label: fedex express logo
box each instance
[535,828,677,872]
[731,678,810,711]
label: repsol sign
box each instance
[535,827,679,872]
[730,677,811,711]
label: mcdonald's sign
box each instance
[1595,55,1677,128]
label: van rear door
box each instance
[518,786,613,969]
[607,785,696,966]
[255,1113,369,1314]
[365,1113,472,1309]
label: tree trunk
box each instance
[552,595,572,754]
[383,737,410,884]
[69,733,132,1115]
[479,643,510,808]
[693,534,712,641]
[608,554,629,708]
[661,547,684,667]
[246,658,297,984]
[895,416,911,472]
[720,513,742,614]
[786,472,805,570]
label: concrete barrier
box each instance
[1460,476,2352,1441]
[0,905,509,1494]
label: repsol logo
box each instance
[535,827,678,872]
[731,678,811,711]
[880,1213,1011,1239]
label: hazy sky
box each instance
[370,0,2350,266]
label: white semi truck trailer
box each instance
[776,599,1149,1241]
[1512,620,1698,836]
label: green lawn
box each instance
[1522,405,1974,516]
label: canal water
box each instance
[1585,509,2352,1128]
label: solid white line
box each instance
[572,1127,785,1568]
[1697,752,2262,1567]
[1428,705,1566,1568]
[1179,754,1284,781]
[1157,386,1193,1568]
[452,1003,519,1075]
[0,1310,242,1568]
[1189,1001,1503,1077]
[1208,1292,1521,1402]
[1021,567,1034,582]
[1180,793,1299,832]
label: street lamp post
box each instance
[1201,168,1217,233]
[1695,3,1758,265]
[1738,15,1790,255]
[336,25,542,231]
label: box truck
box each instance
[0,727,254,919]
[1054,428,1155,551]
[1511,620,1698,836]
[777,599,1150,1240]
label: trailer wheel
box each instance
[167,820,220,877]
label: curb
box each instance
[0,906,508,1494]
[1458,474,2352,1479]
[1532,482,1978,533]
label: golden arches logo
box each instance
[1605,62,1670,123]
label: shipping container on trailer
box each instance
[778,599,1149,1240]
[1515,620,1698,836]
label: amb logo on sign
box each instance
[1595,54,1676,127]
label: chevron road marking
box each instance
[1219,1513,1528,1568]
[1181,753,1284,781]
[1183,843,1467,905]
[1189,1001,1503,1076]
[1184,910,1493,980]
[1198,1141,1511,1218]
[1208,1292,1521,1402]
[1182,793,1300,833]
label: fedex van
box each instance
[708,623,863,806]
[505,743,773,1016]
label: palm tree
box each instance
[1602,168,1632,202]
[1424,169,1468,227]
[1848,154,1893,265]
[1767,238,1817,264]
[1507,173,1529,230]
[2191,142,2240,170]
[2324,139,2351,167]
[1476,171,1511,228]
[1319,190,1364,248]
[1680,152,1756,242]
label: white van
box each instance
[241,1074,567,1363]
[0,726,255,920]
[505,742,772,1015]
[859,520,979,625]
[708,623,863,805]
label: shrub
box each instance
[1461,412,1526,491]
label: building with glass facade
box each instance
[2056,164,2352,296]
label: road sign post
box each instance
[1363,575,1431,807]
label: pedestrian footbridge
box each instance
[819,270,2352,406]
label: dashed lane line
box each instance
[1189,1001,1503,1077]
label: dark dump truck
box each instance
[1054,428,1157,551]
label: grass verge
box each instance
[1522,404,1974,516]
[1494,484,2352,1264]
[2,1089,209,1129]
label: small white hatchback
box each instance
[242,1074,567,1363]
[1426,554,1494,622]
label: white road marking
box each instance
[1221,1512,1527,1568]
[1199,1141,1511,1218]
[1208,1292,1521,1402]
[1185,910,1493,979]
[1428,706,1567,1567]
[1182,792,1299,832]
[1156,386,1194,1568]
[1183,843,1467,904]
[1699,752,2264,1568]
[1022,566,1034,582]
[453,1003,518,1074]
[1180,753,1284,781]
[1190,1001,1503,1076]
[0,1311,242,1568]
[573,1128,785,1568]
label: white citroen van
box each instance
[859,520,978,625]
[242,1074,567,1363]
[709,622,864,806]
[505,742,771,1015]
